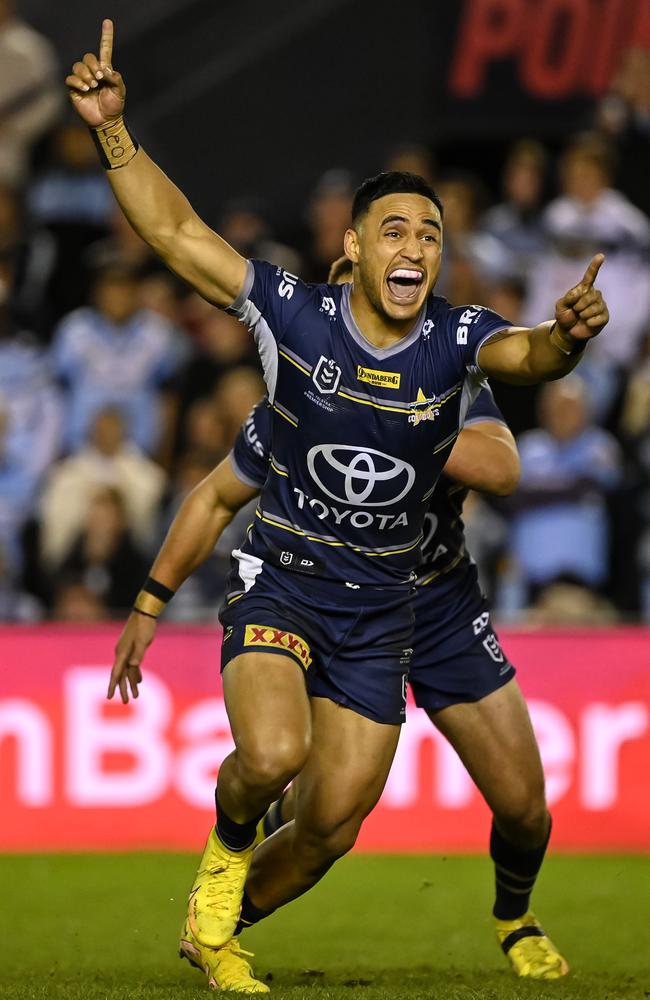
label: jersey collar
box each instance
[340,284,427,360]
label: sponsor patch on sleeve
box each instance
[357,365,401,389]
[244,624,312,669]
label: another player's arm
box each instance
[443,421,520,496]
[65,20,246,308]
[108,458,259,704]
[477,255,609,385]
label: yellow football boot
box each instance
[495,911,569,980]
[179,919,270,994]
[187,827,254,947]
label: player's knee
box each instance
[495,786,549,847]
[239,730,310,793]
[298,812,363,866]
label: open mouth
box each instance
[386,268,424,303]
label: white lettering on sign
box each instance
[0,699,52,805]
[65,669,173,806]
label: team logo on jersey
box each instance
[408,388,441,425]
[307,444,415,507]
[320,296,336,318]
[482,632,505,664]
[244,624,312,669]
[357,365,401,389]
[312,356,342,395]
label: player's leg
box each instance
[429,678,568,978]
[189,649,311,948]
[236,696,400,928]
[218,651,311,824]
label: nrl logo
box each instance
[312,355,342,395]
[408,388,441,425]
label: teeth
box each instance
[389,269,423,281]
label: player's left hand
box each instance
[554,254,609,342]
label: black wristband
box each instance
[132,606,158,620]
[143,576,175,603]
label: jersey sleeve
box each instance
[450,305,511,376]
[227,259,312,401]
[229,398,272,489]
[464,385,507,426]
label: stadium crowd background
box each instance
[0,2,649,627]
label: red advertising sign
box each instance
[0,626,648,852]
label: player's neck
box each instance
[348,286,416,349]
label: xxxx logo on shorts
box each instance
[244,624,312,669]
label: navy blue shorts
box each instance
[409,570,515,712]
[219,562,414,726]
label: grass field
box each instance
[1,853,648,999]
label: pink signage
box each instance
[0,626,648,851]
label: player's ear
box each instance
[344,228,360,264]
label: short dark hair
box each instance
[351,171,443,224]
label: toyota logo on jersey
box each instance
[307,444,415,507]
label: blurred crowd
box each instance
[0,2,648,624]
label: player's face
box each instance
[346,193,443,322]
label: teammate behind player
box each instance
[69,20,608,975]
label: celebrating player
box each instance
[68,17,608,990]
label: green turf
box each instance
[1,853,648,999]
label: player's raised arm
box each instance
[477,255,609,385]
[66,20,246,308]
[108,458,259,704]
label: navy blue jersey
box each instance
[228,260,509,586]
[231,386,506,589]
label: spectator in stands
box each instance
[481,140,547,280]
[40,406,166,569]
[180,398,228,468]
[0,251,62,474]
[0,398,41,576]
[51,575,108,622]
[0,538,41,621]
[138,270,188,326]
[618,329,650,620]
[0,0,62,188]
[435,172,511,304]
[23,120,114,327]
[526,581,618,626]
[300,169,355,282]
[86,203,157,275]
[384,142,436,185]
[51,258,187,455]
[505,376,622,609]
[56,486,148,615]
[0,184,20,251]
[219,198,301,275]
[212,367,266,451]
[179,303,257,416]
[595,46,650,216]
[523,134,650,420]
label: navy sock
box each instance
[262,792,287,838]
[490,817,551,920]
[215,792,265,852]
[234,890,273,936]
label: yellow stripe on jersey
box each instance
[272,404,298,427]
[279,349,311,376]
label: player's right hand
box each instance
[108,610,157,704]
[66,19,125,128]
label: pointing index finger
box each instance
[99,18,114,66]
[581,253,605,289]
